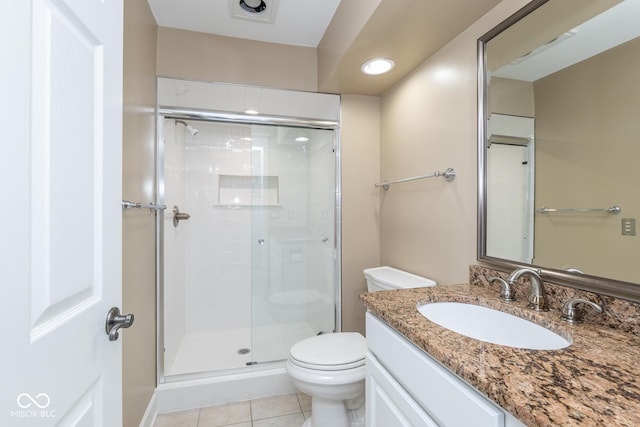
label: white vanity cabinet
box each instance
[365,313,525,427]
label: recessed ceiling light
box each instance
[295,136,309,142]
[361,58,395,75]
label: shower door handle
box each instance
[173,205,191,227]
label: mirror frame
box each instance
[477,0,640,303]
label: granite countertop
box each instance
[360,284,640,427]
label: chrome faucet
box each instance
[507,268,549,311]
[560,298,603,323]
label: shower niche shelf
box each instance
[216,174,280,207]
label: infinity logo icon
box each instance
[16,393,50,409]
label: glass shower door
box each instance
[249,125,337,364]
[161,115,338,377]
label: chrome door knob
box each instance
[105,307,134,341]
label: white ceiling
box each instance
[147,0,342,47]
[146,0,504,95]
[493,0,640,81]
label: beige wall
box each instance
[533,37,640,284]
[122,1,158,426]
[378,0,530,284]
[317,0,382,93]
[156,27,318,92]
[489,77,534,117]
[340,95,381,334]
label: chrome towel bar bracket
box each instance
[375,167,456,190]
[122,200,167,211]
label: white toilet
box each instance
[286,266,436,427]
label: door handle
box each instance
[173,205,190,227]
[105,307,134,341]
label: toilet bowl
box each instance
[286,332,366,427]
[286,266,436,427]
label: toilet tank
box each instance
[363,266,436,292]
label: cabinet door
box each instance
[367,313,505,427]
[366,352,439,427]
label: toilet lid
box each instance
[289,332,366,370]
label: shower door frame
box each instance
[155,106,342,384]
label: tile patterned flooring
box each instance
[154,393,311,427]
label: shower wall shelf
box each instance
[536,205,621,214]
[375,167,456,191]
[122,200,167,211]
[218,174,280,206]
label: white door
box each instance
[0,0,124,425]
[487,143,532,262]
[486,114,535,263]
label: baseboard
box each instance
[155,366,296,414]
[138,392,157,427]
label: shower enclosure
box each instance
[156,79,341,385]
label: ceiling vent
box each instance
[510,31,577,65]
[230,0,279,24]
[240,0,266,14]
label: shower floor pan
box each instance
[166,321,315,376]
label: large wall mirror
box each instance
[478,0,640,302]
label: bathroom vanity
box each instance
[366,312,524,426]
[361,276,640,427]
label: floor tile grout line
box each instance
[296,394,303,414]
[155,393,309,426]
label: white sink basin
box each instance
[418,302,570,350]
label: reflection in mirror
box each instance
[478,0,640,301]
[486,114,534,264]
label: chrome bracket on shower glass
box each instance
[122,200,166,211]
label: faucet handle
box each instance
[560,298,603,323]
[488,277,516,301]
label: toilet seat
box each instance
[289,332,366,371]
[289,357,365,371]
